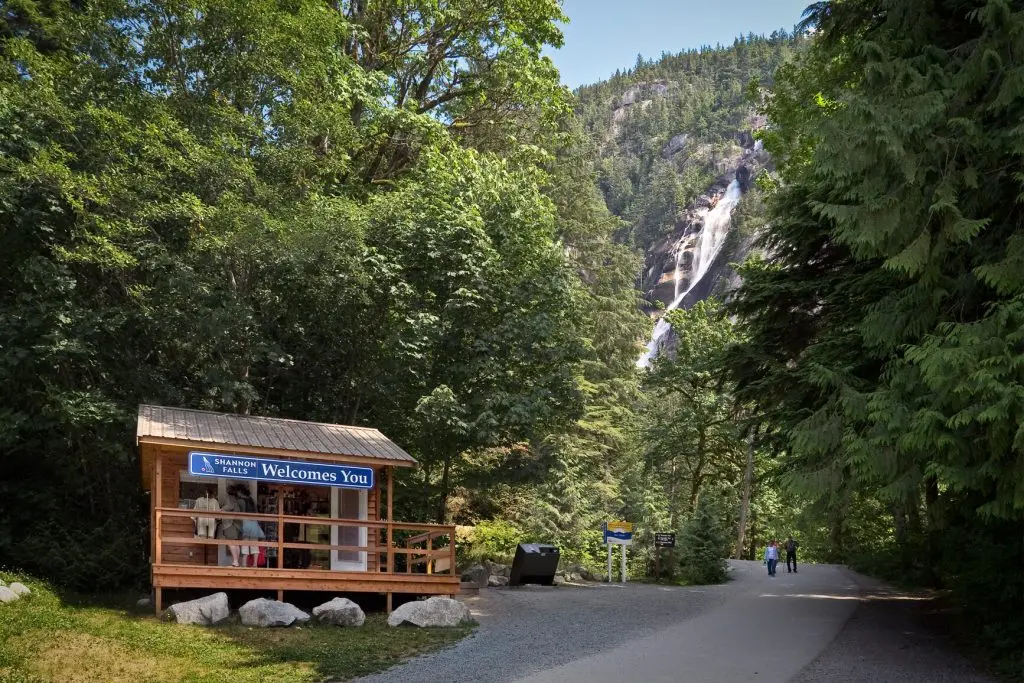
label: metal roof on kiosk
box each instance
[136,404,417,466]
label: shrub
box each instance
[460,520,525,565]
[677,494,729,585]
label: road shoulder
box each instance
[789,570,996,683]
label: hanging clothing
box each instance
[217,495,242,540]
[192,495,220,538]
[238,493,264,556]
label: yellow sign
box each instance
[607,521,633,533]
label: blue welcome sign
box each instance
[188,451,374,489]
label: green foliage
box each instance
[459,520,527,565]
[727,0,1024,668]
[677,492,730,585]
[644,300,747,529]
[0,0,587,586]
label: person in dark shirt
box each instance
[785,536,799,573]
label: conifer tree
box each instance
[678,492,729,585]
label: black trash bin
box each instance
[509,543,560,586]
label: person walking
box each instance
[785,536,799,573]
[764,540,779,576]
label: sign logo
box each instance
[188,451,374,489]
[603,520,634,545]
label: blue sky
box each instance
[545,0,812,89]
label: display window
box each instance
[177,472,367,570]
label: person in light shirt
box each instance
[764,540,779,576]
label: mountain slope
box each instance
[574,32,803,360]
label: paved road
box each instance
[356,561,993,683]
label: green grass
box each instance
[0,572,473,683]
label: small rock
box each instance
[487,575,509,587]
[460,564,489,588]
[239,598,310,628]
[388,596,470,628]
[165,592,229,626]
[553,575,566,586]
[0,587,18,603]
[137,597,152,608]
[9,583,30,597]
[313,597,365,627]
[568,572,584,582]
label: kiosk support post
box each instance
[607,543,612,583]
[154,452,163,614]
[386,466,394,613]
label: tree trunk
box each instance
[925,476,941,530]
[437,455,452,523]
[689,427,707,510]
[828,507,844,562]
[735,431,755,559]
[748,509,758,561]
[892,504,907,544]
[669,457,678,530]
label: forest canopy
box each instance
[2,3,1021,672]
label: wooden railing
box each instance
[406,529,454,574]
[154,507,456,576]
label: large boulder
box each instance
[487,575,509,587]
[312,597,365,627]
[387,597,470,628]
[460,564,489,588]
[0,586,18,603]
[9,583,30,597]
[485,561,510,578]
[564,564,599,582]
[239,598,310,628]
[165,592,230,626]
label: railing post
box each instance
[449,527,456,576]
[277,487,284,569]
[154,453,162,566]
[427,534,433,575]
[386,466,394,574]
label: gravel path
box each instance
[354,561,996,683]
[355,580,725,683]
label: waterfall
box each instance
[638,179,743,368]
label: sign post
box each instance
[621,542,627,584]
[607,542,613,584]
[653,532,676,580]
[603,521,633,583]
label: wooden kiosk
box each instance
[137,405,458,613]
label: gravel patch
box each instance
[789,572,996,683]
[354,582,724,683]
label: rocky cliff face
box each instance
[642,119,769,312]
[573,35,796,364]
[636,117,770,366]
